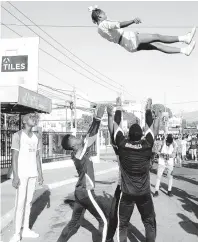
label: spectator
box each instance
[190,135,198,161]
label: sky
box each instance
[1,1,198,115]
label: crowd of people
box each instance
[153,133,198,166]
[8,97,197,242]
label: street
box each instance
[1,154,198,242]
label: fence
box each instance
[1,130,97,169]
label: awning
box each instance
[0,86,52,114]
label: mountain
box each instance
[180,111,198,122]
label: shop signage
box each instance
[1,55,28,72]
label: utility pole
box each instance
[4,113,8,159]
[74,86,77,134]
[70,100,73,133]
[69,87,77,136]
[65,101,68,132]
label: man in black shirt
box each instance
[111,97,160,242]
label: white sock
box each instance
[178,34,187,42]
[180,47,187,54]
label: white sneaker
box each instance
[185,27,196,44]
[9,234,21,242]
[22,229,39,238]
[184,41,196,56]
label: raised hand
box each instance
[133,18,142,24]
[145,98,152,111]
[96,104,106,119]
[116,97,122,107]
[107,104,114,116]
[38,175,44,186]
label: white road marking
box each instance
[0,167,118,232]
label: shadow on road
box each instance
[95,180,116,185]
[174,175,198,186]
[159,182,198,237]
[177,213,198,237]
[182,162,198,170]
[1,175,10,183]
[63,197,100,242]
[61,191,145,242]
[29,187,51,229]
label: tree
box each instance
[123,112,140,127]
[152,104,172,118]
[1,114,20,130]
[182,119,187,129]
[77,115,93,131]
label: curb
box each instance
[0,185,49,234]
[0,166,118,234]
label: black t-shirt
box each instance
[116,131,153,195]
[113,109,154,195]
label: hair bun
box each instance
[88,5,98,12]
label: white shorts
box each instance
[120,31,138,53]
[191,149,197,156]
[182,149,186,156]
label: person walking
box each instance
[181,136,188,164]
[153,134,177,197]
[190,135,198,161]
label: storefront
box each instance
[0,86,52,174]
[1,85,52,114]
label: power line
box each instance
[38,86,68,100]
[38,83,72,97]
[2,23,197,29]
[1,22,21,36]
[3,4,121,94]
[38,83,93,104]
[38,88,67,102]
[2,21,118,96]
[56,88,92,103]
[38,68,92,103]
[2,26,118,96]
[40,48,119,93]
[1,23,88,97]
[2,24,93,104]
[39,66,73,89]
[169,100,198,105]
[7,2,123,89]
[4,2,137,98]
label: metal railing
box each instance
[1,130,97,168]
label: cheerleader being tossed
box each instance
[88,5,196,56]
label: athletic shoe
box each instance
[153,191,159,197]
[22,229,39,238]
[167,191,173,197]
[184,41,196,56]
[9,234,21,242]
[185,27,196,44]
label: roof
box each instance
[0,86,52,114]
